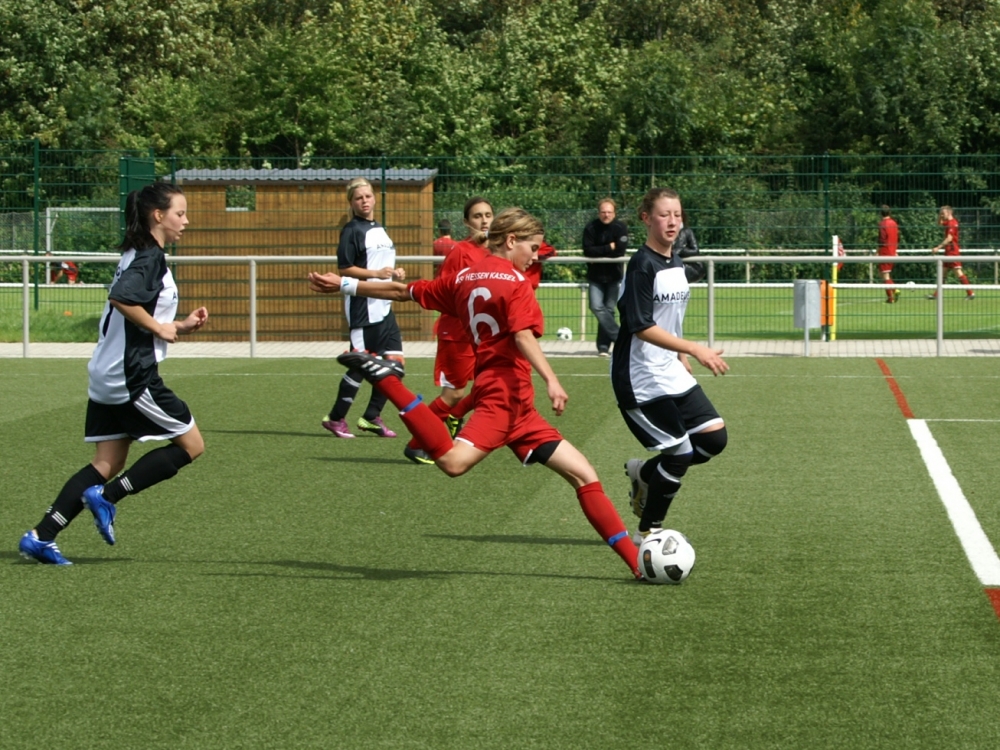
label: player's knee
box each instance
[690,426,727,465]
[436,452,471,478]
[657,450,692,480]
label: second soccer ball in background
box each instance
[556,327,573,341]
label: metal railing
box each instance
[6,254,997,358]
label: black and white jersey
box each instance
[88,246,178,404]
[611,245,697,408]
[337,216,396,327]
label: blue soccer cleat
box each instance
[19,530,72,566]
[82,485,116,545]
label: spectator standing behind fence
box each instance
[929,206,974,300]
[674,214,705,283]
[878,205,900,303]
[582,199,628,357]
[432,219,456,279]
[18,183,209,565]
[321,177,406,439]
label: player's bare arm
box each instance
[514,329,568,415]
[110,300,179,343]
[176,307,209,334]
[636,324,728,376]
[307,271,411,301]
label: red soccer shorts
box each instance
[435,338,476,390]
[456,374,563,463]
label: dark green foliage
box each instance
[3,0,1000,157]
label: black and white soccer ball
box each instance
[639,529,696,584]
[556,327,573,341]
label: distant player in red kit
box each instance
[877,205,899,303]
[523,240,556,290]
[432,219,456,279]
[402,197,494,465]
[307,208,642,579]
[929,206,974,300]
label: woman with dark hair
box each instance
[19,183,209,565]
[307,208,643,580]
[402,196,495,464]
[321,177,406,439]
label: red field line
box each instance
[875,358,915,419]
[877,358,1000,622]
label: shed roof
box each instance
[167,167,438,185]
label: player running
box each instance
[613,188,729,546]
[308,208,642,579]
[18,183,208,565]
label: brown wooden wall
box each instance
[173,181,436,341]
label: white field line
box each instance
[908,419,1000,586]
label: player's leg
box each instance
[880,268,895,302]
[637,442,693,536]
[338,351,454,460]
[323,369,362,437]
[620,397,693,534]
[953,262,974,297]
[540,438,641,578]
[19,401,133,564]
[85,382,202,544]
[357,321,402,437]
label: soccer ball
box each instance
[556,327,573,341]
[638,529,696,584]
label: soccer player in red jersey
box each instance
[929,206,974,300]
[431,219,456,279]
[402,198,495,465]
[877,205,900,303]
[308,208,642,579]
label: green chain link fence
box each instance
[3,144,999,343]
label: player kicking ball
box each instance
[308,207,642,580]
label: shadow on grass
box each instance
[425,533,603,547]
[211,559,622,583]
[205,429,328,439]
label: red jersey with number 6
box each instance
[409,253,543,392]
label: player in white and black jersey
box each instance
[321,177,406,439]
[18,183,209,565]
[611,187,729,545]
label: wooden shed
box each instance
[168,167,438,341]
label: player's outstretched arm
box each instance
[514,329,568,415]
[307,272,411,301]
[636,325,728,376]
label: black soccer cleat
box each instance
[336,350,405,382]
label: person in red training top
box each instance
[929,206,974,300]
[52,260,79,284]
[522,240,556,290]
[877,205,899,303]
[308,208,642,580]
[402,197,494,465]
[432,219,457,279]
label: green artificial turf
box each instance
[2,356,999,749]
